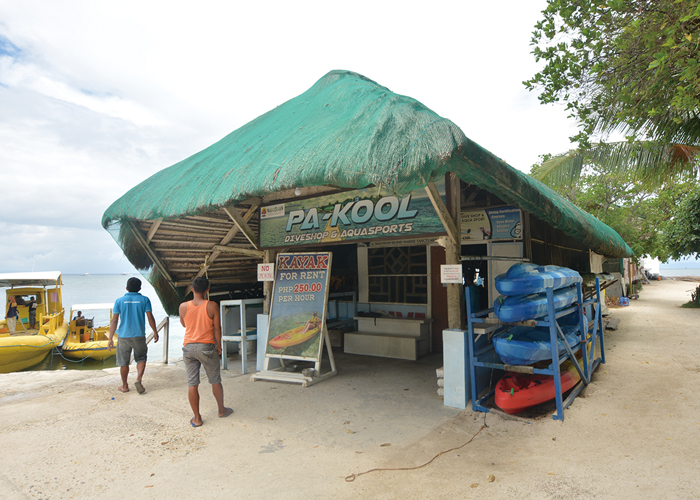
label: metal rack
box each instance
[466,279,605,421]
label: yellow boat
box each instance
[0,272,69,373]
[269,324,321,349]
[62,303,117,361]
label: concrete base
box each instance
[344,332,429,360]
[442,329,469,409]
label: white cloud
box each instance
[0,0,584,273]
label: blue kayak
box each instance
[494,286,578,322]
[495,263,582,296]
[493,323,580,365]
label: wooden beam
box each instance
[223,206,259,249]
[263,249,277,314]
[212,245,265,258]
[150,239,218,246]
[444,173,464,330]
[193,205,259,279]
[154,221,232,233]
[261,186,345,204]
[425,181,459,246]
[146,218,163,243]
[174,276,259,287]
[125,220,179,295]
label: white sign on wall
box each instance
[258,263,275,281]
[441,264,463,284]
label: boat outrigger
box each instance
[0,272,69,373]
[62,303,118,361]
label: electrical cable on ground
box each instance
[344,423,487,482]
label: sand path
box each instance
[0,279,698,499]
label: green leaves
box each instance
[525,1,700,147]
[662,187,700,260]
[530,143,699,260]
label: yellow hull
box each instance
[0,323,69,373]
[62,324,116,361]
[269,324,320,349]
[62,339,117,361]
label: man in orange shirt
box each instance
[179,277,233,427]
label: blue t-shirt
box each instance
[113,292,152,338]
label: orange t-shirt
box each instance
[183,301,215,345]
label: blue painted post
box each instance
[596,278,606,364]
[546,287,565,421]
[443,328,469,409]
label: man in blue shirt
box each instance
[108,277,158,394]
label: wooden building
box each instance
[102,70,632,358]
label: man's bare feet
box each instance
[118,386,129,393]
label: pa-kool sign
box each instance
[259,181,447,248]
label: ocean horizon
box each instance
[658,268,700,277]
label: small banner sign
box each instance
[257,263,275,281]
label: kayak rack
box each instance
[466,278,605,421]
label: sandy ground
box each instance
[0,279,698,500]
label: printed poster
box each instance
[461,206,522,241]
[266,252,332,360]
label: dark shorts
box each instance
[183,343,221,386]
[116,337,148,366]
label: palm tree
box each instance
[531,113,700,187]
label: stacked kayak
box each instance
[492,322,579,366]
[490,263,585,414]
[494,357,582,414]
[495,263,582,296]
[493,263,582,322]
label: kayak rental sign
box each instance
[259,180,447,248]
[265,252,332,361]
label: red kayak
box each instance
[494,358,581,414]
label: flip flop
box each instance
[219,407,234,418]
[135,381,145,394]
[118,386,129,393]
[190,418,202,428]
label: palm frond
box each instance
[530,151,586,185]
[531,141,700,188]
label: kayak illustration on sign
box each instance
[268,312,321,349]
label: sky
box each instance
[1,1,690,274]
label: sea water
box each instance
[659,268,700,277]
[2,274,186,371]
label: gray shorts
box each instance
[116,337,148,366]
[183,343,221,386]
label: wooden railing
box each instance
[38,309,65,337]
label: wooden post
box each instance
[445,173,464,329]
[263,249,277,314]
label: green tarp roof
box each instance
[103,70,633,258]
